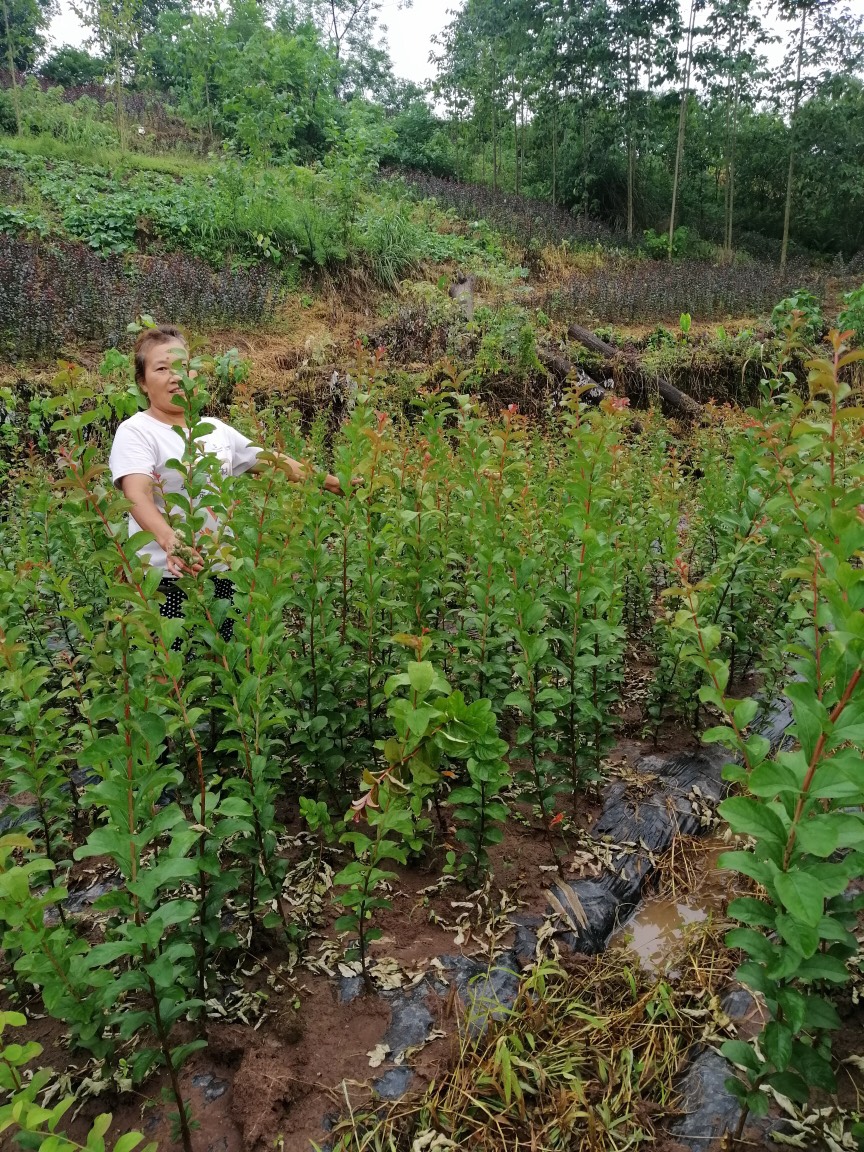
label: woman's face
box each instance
[141,341,196,417]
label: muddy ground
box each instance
[4,726,712,1152]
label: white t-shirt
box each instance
[109,410,261,575]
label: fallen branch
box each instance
[566,323,702,418]
[537,347,609,406]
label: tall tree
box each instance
[667,0,701,256]
[775,0,864,269]
[299,0,411,98]
[73,0,138,145]
[0,0,53,74]
[610,0,680,239]
[698,0,768,255]
[40,43,107,86]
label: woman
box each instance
[109,324,343,639]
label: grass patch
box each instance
[0,133,215,177]
[327,939,738,1151]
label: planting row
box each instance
[1,336,863,1145]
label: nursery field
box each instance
[2,0,864,1141]
[1,321,864,1152]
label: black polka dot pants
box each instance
[158,577,236,651]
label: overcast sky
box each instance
[48,1,459,83]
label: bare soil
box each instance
[3,725,692,1152]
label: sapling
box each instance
[285,481,354,804]
[334,783,414,988]
[73,617,205,1152]
[504,559,566,843]
[379,639,458,847]
[453,543,513,707]
[0,1012,155,1152]
[450,398,526,716]
[444,697,510,884]
[0,834,110,1056]
[550,395,627,793]
[202,483,299,938]
[335,392,394,749]
[675,334,864,1130]
[300,796,337,845]
[335,638,512,975]
[0,628,74,868]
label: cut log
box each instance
[566,323,702,418]
[537,347,609,405]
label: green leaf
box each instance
[406,661,436,697]
[405,705,437,738]
[719,797,787,844]
[775,989,807,1034]
[724,1075,748,1101]
[764,1071,809,1104]
[114,1133,147,1152]
[720,1039,760,1074]
[171,1039,208,1069]
[774,871,825,927]
[743,733,771,764]
[775,913,820,959]
[791,1042,835,1092]
[785,681,829,761]
[745,1090,770,1117]
[801,995,841,1031]
[727,897,776,928]
[732,697,759,729]
[794,952,849,984]
[763,1021,792,1071]
[736,960,772,996]
[90,1114,112,1141]
[702,724,739,749]
[795,815,840,858]
[725,927,774,964]
[748,760,802,797]
[718,850,773,887]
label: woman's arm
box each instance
[120,474,204,576]
[251,451,343,494]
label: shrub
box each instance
[770,290,824,345]
[643,226,716,261]
[15,79,118,149]
[0,235,284,357]
[39,46,108,88]
[546,261,824,324]
[0,90,17,135]
[389,168,613,249]
[837,283,864,346]
[356,202,424,288]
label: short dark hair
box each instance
[133,324,186,385]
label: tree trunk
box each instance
[492,90,498,192]
[513,85,519,193]
[551,92,558,206]
[626,32,635,242]
[580,73,589,218]
[668,0,699,258]
[725,78,741,254]
[520,95,525,195]
[1,0,21,135]
[493,111,498,192]
[113,41,127,151]
[722,23,744,256]
[780,7,807,274]
[566,323,702,417]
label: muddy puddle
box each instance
[616,898,709,971]
[612,840,731,973]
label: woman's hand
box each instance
[160,528,204,577]
[323,474,364,495]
